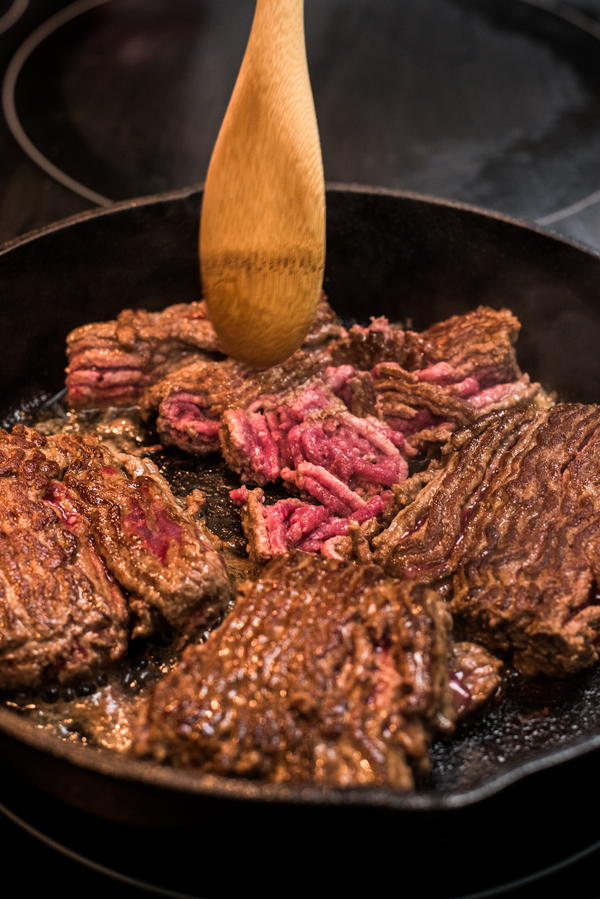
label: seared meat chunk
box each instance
[135,553,456,788]
[331,306,520,379]
[66,301,220,408]
[417,306,522,384]
[45,431,231,636]
[374,404,600,676]
[331,307,546,452]
[67,297,343,410]
[331,316,422,370]
[373,362,544,450]
[144,351,332,455]
[0,427,127,688]
[369,307,547,449]
[0,426,231,689]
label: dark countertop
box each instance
[1,1,600,895]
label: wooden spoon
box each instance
[199,0,325,368]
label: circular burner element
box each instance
[0,0,29,36]
[7,0,600,223]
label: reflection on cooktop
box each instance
[3,0,600,247]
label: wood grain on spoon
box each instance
[200,0,325,368]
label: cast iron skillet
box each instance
[2,184,600,896]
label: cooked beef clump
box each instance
[372,362,544,451]
[417,305,522,383]
[331,305,520,379]
[330,316,423,370]
[66,301,220,408]
[373,404,600,676]
[0,428,128,689]
[369,306,548,450]
[221,383,408,493]
[66,297,342,410]
[231,486,390,561]
[0,426,231,689]
[143,350,336,455]
[448,642,503,717]
[135,552,456,789]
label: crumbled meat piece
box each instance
[417,306,522,384]
[144,352,337,455]
[135,552,456,788]
[329,307,547,453]
[231,486,391,561]
[330,316,421,369]
[373,361,545,449]
[222,395,409,495]
[448,642,503,716]
[330,306,520,381]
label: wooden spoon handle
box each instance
[200,0,325,368]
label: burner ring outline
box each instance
[0,0,28,37]
[1,0,112,207]
[3,0,600,225]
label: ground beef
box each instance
[231,486,391,561]
[373,361,546,450]
[134,552,456,789]
[147,355,337,455]
[66,301,220,408]
[373,404,600,676]
[0,426,232,689]
[221,392,409,494]
[67,297,343,410]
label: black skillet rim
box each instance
[1,181,600,813]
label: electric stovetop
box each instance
[1,1,600,895]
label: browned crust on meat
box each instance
[66,302,220,408]
[418,306,521,382]
[0,425,232,689]
[46,432,232,636]
[0,427,128,688]
[373,404,600,676]
[67,297,343,411]
[449,642,503,716]
[135,552,455,788]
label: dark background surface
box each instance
[2,0,600,894]
[3,0,600,249]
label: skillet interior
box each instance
[2,186,600,889]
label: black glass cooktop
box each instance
[2,1,600,895]
[2,0,600,246]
